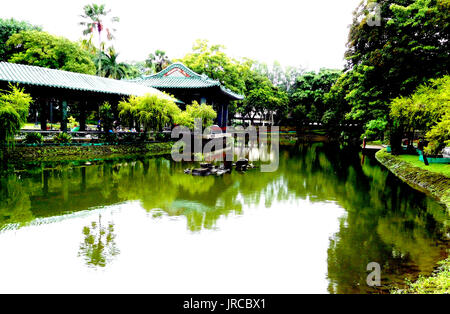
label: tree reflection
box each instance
[0,176,34,229]
[0,144,448,292]
[78,214,119,268]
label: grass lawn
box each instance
[398,154,450,177]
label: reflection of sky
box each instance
[0,198,345,293]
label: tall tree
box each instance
[80,3,119,75]
[289,69,341,130]
[178,39,251,95]
[327,0,450,141]
[0,18,41,61]
[145,50,171,73]
[96,47,131,79]
[6,30,96,74]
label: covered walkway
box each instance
[0,62,176,132]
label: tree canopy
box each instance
[119,94,182,132]
[0,18,41,62]
[326,0,450,139]
[6,30,96,74]
[390,75,450,154]
[288,69,342,128]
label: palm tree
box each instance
[80,3,119,75]
[145,50,171,73]
[96,48,130,79]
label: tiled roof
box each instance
[130,63,244,101]
[0,62,177,102]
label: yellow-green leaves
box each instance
[0,84,32,146]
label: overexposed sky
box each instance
[0,0,361,70]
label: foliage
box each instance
[145,50,171,73]
[0,84,32,146]
[79,3,119,49]
[5,30,96,74]
[24,132,43,144]
[80,3,119,74]
[99,102,114,133]
[177,39,250,95]
[178,39,292,124]
[244,82,289,125]
[390,75,450,154]
[425,113,450,155]
[175,101,217,129]
[253,60,305,91]
[390,76,450,133]
[95,47,132,79]
[53,132,72,144]
[327,0,450,139]
[78,215,119,268]
[362,118,388,140]
[119,94,181,131]
[288,69,342,127]
[0,18,41,61]
[395,257,450,294]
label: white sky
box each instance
[0,0,361,71]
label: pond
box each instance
[0,143,448,293]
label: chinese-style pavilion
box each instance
[130,63,244,128]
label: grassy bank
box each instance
[397,154,450,177]
[376,149,450,294]
[2,142,174,163]
[375,149,450,212]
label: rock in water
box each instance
[192,168,211,176]
[236,159,249,171]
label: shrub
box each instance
[155,132,170,142]
[24,132,43,144]
[425,112,450,156]
[361,118,388,141]
[100,132,118,144]
[0,84,32,146]
[53,132,72,144]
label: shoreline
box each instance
[375,149,450,294]
[375,149,450,213]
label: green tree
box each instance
[119,94,181,132]
[80,3,119,75]
[145,50,171,73]
[254,60,305,91]
[0,84,32,147]
[390,75,450,154]
[99,102,114,133]
[96,47,132,79]
[0,18,41,61]
[178,39,250,95]
[6,30,96,74]
[328,0,450,141]
[289,69,342,129]
[175,101,217,129]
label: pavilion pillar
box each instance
[223,103,229,127]
[80,101,87,131]
[49,101,54,129]
[217,104,223,128]
[61,100,68,132]
[39,98,48,131]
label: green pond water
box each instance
[0,143,448,293]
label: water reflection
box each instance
[78,214,119,268]
[0,143,448,292]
